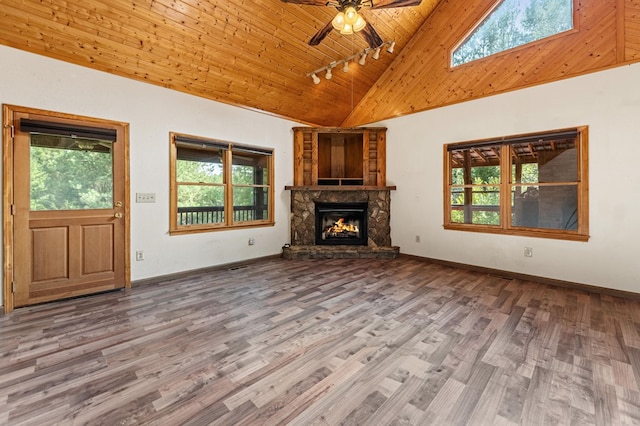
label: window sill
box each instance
[443,224,589,242]
[170,220,275,236]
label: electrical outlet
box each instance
[136,250,144,261]
[524,247,533,257]
[248,238,255,246]
[136,193,156,203]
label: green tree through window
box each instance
[452,0,573,67]
[30,135,113,210]
[170,133,274,233]
[444,127,589,241]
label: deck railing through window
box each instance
[177,206,267,225]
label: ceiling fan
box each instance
[281,0,423,48]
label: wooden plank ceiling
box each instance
[0,0,441,126]
[1,1,639,127]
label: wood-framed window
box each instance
[169,132,274,234]
[443,127,589,241]
[451,0,575,67]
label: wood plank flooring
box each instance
[1,256,640,425]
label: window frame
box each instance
[169,132,275,235]
[443,126,589,241]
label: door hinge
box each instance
[10,124,14,139]
[11,204,15,215]
[11,282,15,293]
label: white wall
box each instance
[0,45,296,307]
[379,63,640,293]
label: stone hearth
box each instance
[283,187,398,259]
[282,245,399,260]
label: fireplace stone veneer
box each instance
[283,187,398,259]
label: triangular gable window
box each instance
[452,0,574,67]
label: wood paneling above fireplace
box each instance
[292,127,387,188]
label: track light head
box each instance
[342,61,349,73]
[372,47,381,60]
[325,67,332,80]
[358,53,367,66]
[311,73,320,84]
[386,41,396,54]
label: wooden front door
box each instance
[4,106,130,310]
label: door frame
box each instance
[2,104,131,313]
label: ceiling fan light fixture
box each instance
[353,15,366,32]
[333,5,365,34]
[340,23,354,35]
[344,6,359,25]
[331,12,346,30]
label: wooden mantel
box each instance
[292,127,387,188]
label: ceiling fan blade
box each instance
[309,20,334,46]
[369,0,422,9]
[280,0,331,5]
[361,23,384,49]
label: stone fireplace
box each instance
[283,126,398,259]
[282,187,398,259]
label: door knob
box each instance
[114,201,123,207]
[114,213,123,218]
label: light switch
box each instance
[136,193,156,203]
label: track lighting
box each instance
[386,41,395,54]
[305,40,396,84]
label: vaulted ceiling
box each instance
[1,1,639,127]
[0,0,442,126]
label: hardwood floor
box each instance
[1,256,640,425]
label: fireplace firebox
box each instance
[315,202,368,246]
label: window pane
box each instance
[177,185,225,225]
[511,184,578,230]
[177,151,223,184]
[233,186,269,222]
[450,145,501,185]
[450,186,500,225]
[451,167,464,185]
[511,140,577,183]
[232,153,269,185]
[511,162,538,184]
[30,134,113,210]
[452,0,573,66]
[472,165,501,184]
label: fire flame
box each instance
[327,218,359,234]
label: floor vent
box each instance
[229,265,248,271]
